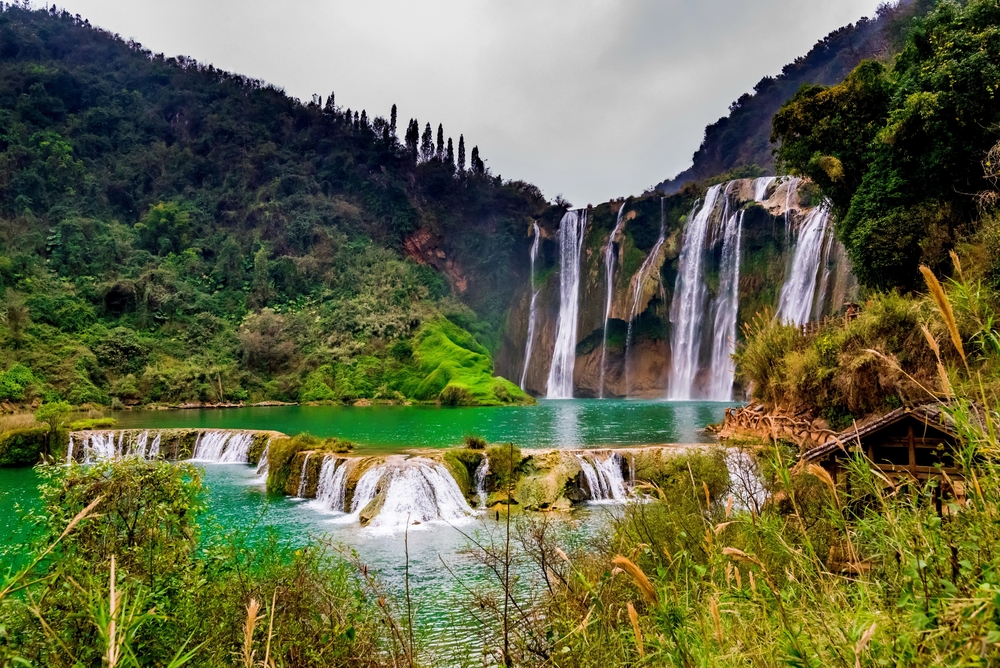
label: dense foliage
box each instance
[0,6,550,407]
[773,0,1000,290]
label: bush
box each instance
[0,364,36,402]
[0,425,48,466]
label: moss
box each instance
[0,425,50,467]
[442,448,485,497]
[412,318,534,406]
[267,433,353,494]
[485,443,523,493]
[247,433,271,466]
[68,417,116,431]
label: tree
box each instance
[324,91,336,113]
[446,137,455,169]
[436,124,445,159]
[405,119,419,161]
[35,400,71,455]
[471,146,485,175]
[420,123,434,162]
[360,109,368,129]
[458,135,466,172]
[390,104,397,137]
[237,309,295,374]
[2,291,29,348]
[134,201,192,255]
[251,245,273,308]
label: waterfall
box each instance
[520,222,542,391]
[473,454,490,509]
[753,176,776,201]
[575,452,629,503]
[191,430,254,464]
[345,457,475,530]
[624,199,667,395]
[599,203,628,398]
[311,456,354,512]
[776,206,832,326]
[546,209,588,399]
[706,208,744,401]
[667,185,722,400]
[255,441,271,476]
[295,453,313,498]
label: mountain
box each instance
[0,5,552,407]
[656,0,934,193]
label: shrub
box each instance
[0,364,36,402]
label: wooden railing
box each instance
[798,308,860,337]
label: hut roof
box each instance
[804,404,959,462]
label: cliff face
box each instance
[497,178,857,399]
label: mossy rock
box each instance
[359,490,386,526]
[512,451,584,510]
[0,425,50,467]
[442,448,485,498]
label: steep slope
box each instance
[0,6,547,406]
[657,0,933,193]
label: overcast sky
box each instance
[54,0,884,205]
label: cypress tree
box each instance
[345,108,352,127]
[471,146,485,175]
[420,123,434,162]
[446,137,455,168]
[458,135,466,172]
[324,91,336,114]
[360,109,368,128]
[390,104,397,137]
[436,124,445,159]
[405,119,419,161]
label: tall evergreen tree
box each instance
[471,146,485,175]
[405,119,419,162]
[446,137,455,169]
[323,91,336,113]
[389,104,397,137]
[345,108,352,126]
[436,124,445,159]
[420,123,434,162]
[458,135,466,172]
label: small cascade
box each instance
[575,452,629,503]
[473,455,490,509]
[776,206,832,326]
[72,430,156,463]
[520,222,542,391]
[668,185,722,400]
[191,431,254,464]
[624,199,667,395]
[347,457,475,530]
[599,203,628,398]
[255,441,271,476]
[295,453,313,498]
[546,209,588,399]
[753,176,776,201]
[311,456,354,512]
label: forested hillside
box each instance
[0,5,550,407]
[657,0,935,193]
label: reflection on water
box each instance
[105,399,737,453]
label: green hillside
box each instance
[0,5,545,407]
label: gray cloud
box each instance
[55,0,884,204]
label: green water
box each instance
[106,399,732,453]
[4,400,726,662]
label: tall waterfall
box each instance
[599,203,628,398]
[777,206,832,326]
[546,209,588,399]
[575,452,629,503]
[346,457,475,531]
[520,222,542,390]
[667,185,722,400]
[707,208,744,401]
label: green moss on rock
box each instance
[0,425,49,467]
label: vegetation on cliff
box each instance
[0,5,549,408]
[773,0,1000,290]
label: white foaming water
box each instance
[310,456,354,512]
[668,185,722,400]
[706,208,744,401]
[599,203,628,398]
[341,457,475,531]
[255,441,271,477]
[777,206,832,326]
[72,430,160,463]
[546,209,588,399]
[575,452,629,503]
[520,222,542,391]
[473,454,489,509]
[752,176,776,201]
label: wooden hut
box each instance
[804,404,962,485]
